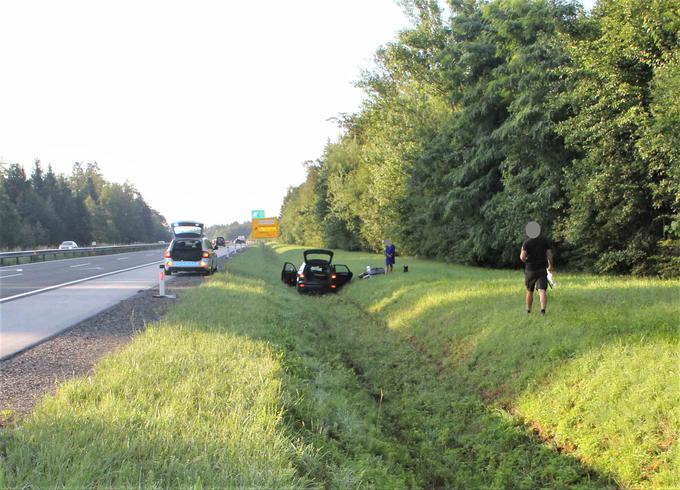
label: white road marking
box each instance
[81,267,104,271]
[116,257,129,261]
[70,263,91,268]
[0,260,163,303]
[0,273,23,279]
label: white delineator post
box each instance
[159,267,166,296]
[153,264,176,299]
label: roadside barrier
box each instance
[0,243,166,266]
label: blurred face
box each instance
[526,221,541,238]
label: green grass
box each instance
[1,243,677,487]
[306,245,678,488]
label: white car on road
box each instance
[58,241,79,250]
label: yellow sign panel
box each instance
[251,217,279,239]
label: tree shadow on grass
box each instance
[360,274,678,400]
[331,267,678,487]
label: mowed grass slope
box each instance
[1,244,677,487]
[294,244,678,488]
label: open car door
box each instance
[333,264,353,287]
[281,262,298,286]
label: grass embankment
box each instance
[1,244,677,487]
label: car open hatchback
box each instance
[164,221,218,276]
[281,249,352,293]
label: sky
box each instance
[1,0,596,227]
[0,0,411,226]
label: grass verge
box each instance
[1,244,677,487]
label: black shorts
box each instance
[525,269,548,292]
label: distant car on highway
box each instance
[216,237,226,247]
[58,241,79,250]
[281,249,352,294]
[164,221,218,276]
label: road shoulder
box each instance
[0,267,214,423]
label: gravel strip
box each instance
[0,253,238,424]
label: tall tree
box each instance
[30,159,44,194]
[1,161,165,248]
[278,0,679,276]
[0,172,21,248]
[556,0,680,273]
[4,164,28,203]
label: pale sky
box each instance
[0,0,411,225]
[1,1,596,226]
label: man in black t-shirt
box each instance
[520,221,554,315]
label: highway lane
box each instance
[0,248,166,300]
[0,245,238,359]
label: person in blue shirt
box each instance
[384,239,396,273]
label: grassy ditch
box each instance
[1,244,677,487]
[274,243,678,488]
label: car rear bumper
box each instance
[297,282,331,293]
[165,260,211,272]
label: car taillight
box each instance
[298,273,304,278]
[331,284,337,289]
[202,251,210,258]
[164,250,171,258]
[331,274,337,279]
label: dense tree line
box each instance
[0,160,170,249]
[205,221,251,241]
[280,0,679,276]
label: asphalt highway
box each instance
[0,249,165,301]
[0,245,238,359]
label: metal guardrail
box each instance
[0,243,167,267]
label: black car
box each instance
[216,236,226,247]
[281,249,352,293]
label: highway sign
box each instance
[251,210,265,219]
[251,218,279,239]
